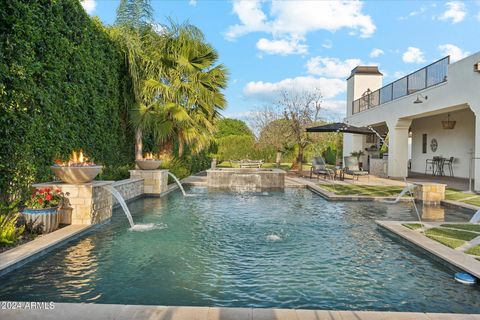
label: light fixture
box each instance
[441,113,456,130]
[413,93,428,104]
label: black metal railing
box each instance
[352,56,450,115]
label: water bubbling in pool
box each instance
[266,234,282,241]
[129,223,168,232]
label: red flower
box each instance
[45,188,51,193]
[45,194,52,201]
[38,199,43,204]
[55,189,61,193]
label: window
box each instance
[422,134,427,154]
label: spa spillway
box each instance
[206,168,286,190]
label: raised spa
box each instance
[206,168,286,190]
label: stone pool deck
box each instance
[376,221,480,279]
[1,303,480,320]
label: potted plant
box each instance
[22,188,67,233]
[350,150,365,168]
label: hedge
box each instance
[0,0,134,201]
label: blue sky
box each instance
[81,0,479,121]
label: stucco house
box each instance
[343,52,480,190]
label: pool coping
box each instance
[376,220,480,279]
[1,303,479,319]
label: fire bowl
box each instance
[50,165,103,184]
[135,159,161,170]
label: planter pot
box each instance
[135,160,161,170]
[51,165,103,184]
[22,207,59,233]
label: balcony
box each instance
[352,56,450,115]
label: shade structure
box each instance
[306,122,373,135]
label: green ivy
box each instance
[0,0,134,201]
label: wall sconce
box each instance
[413,93,428,104]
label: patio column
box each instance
[343,133,364,166]
[387,119,412,178]
[474,113,480,191]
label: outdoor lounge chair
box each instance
[310,156,333,180]
[343,156,369,180]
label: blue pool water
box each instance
[1,188,480,313]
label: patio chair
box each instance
[343,156,369,180]
[310,156,333,180]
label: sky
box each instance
[81,0,479,122]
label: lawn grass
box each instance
[439,224,480,233]
[319,184,405,197]
[402,223,423,230]
[445,188,480,206]
[465,244,480,256]
[425,227,478,241]
[426,234,465,249]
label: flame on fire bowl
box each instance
[52,150,102,184]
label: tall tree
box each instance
[112,0,154,160]
[140,23,228,157]
[276,89,322,173]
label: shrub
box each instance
[0,201,24,246]
[0,0,134,201]
[98,164,134,181]
[216,135,256,162]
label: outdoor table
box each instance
[334,166,344,180]
[429,157,447,176]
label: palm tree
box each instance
[140,23,228,157]
[111,0,153,160]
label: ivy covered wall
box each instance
[0,0,134,200]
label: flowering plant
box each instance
[25,188,67,209]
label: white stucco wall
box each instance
[410,109,475,178]
[344,51,480,187]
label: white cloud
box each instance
[369,48,384,58]
[439,1,466,24]
[399,6,427,20]
[322,100,346,111]
[402,47,426,64]
[226,0,268,40]
[306,57,362,78]
[80,0,96,14]
[322,39,333,49]
[438,44,470,62]
[256,38,308,55]
[243,76,346,101]
[226,0,376,40]
[189,0,197,6]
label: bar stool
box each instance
[425,158,435,174]
[443,157,454,177]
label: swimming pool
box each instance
[1,188,479,313]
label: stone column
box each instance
[33,181,114,225]
[129,170,168,195]
[386,119,412,178]
[414,182,446,205]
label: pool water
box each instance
[1,188,480,313]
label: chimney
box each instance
[346,66,383,116]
